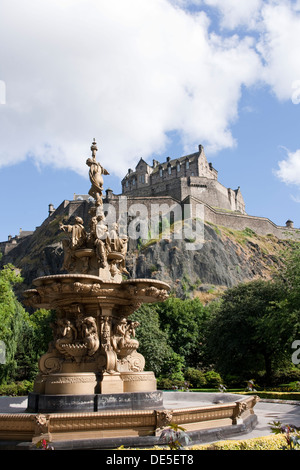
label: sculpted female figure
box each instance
[55,319,77,356]
[86,140,109,206]
[82,316,100,356]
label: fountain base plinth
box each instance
[43,372,98,395]
[121,371,157,393]
[33,370,157,396]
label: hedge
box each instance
[237,391,300,401]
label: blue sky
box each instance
[1,0,300,242]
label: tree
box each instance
[15,308,54,381]
[206,280,286,384]
[273,245,300,340]
[0,264,28,383]
[156,296,211,368]
[28,308,55,359]
[261,245,300,377]
[0,262,55,384]
[130,304,175,376]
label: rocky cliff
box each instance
[1,200,297,302]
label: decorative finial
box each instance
[91,139,98,159]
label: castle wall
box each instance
[185,196,300,241]
[0,239,18,255]
[104,194,300,241]
[180,178,246,214]
[123,177,183,202]
[232,188,245,214]
[187,179,230,211]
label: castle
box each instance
[76,144,297,241]
[121,145,246,214]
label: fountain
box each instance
[24,139,170,409]
[0,140,259,449]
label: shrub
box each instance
[223,374,245,388]
[0,380,33,396]
[271,368,300,386]
[184,368,206,388]
[157,377,187,390]
[204,370,223,388]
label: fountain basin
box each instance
[24,274,170,309]
[0,392,259,449]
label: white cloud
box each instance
[257,1,300,101]
[202,0,300,104]
[275,148,300,186]
[0,0,262,178]
[203,0,263,30]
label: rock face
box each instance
[0,200,294,300]
[126,223,290,298]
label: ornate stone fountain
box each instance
[24,140,170,412]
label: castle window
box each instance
[126,180,128,188]
[177,163,180,172]
[159,168,163,177]
[168,165,171,175]
[132,178,135,185]
[186,160,190,169]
